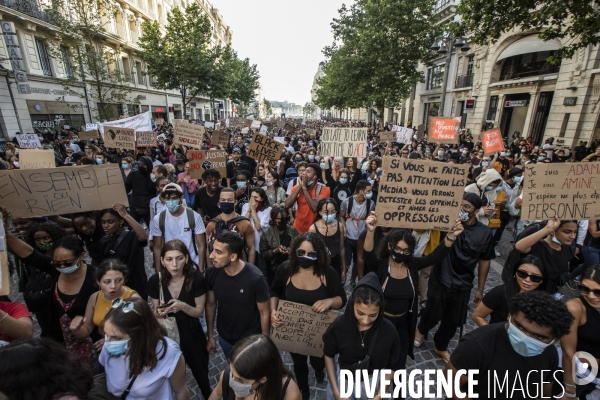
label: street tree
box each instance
[302,102,316,118]
[453,0,600,61]
[139,3,216,120]
[45,0,136,121]
[263,99,272,116]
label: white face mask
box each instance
[229,372,257,398]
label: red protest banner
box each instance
[481,128,504,155]
[430,117,460,144]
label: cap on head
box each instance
[463,192,482,209]
[162,182,183,195]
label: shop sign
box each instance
[563,97,577,106]
[504,100,529,107]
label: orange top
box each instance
[93,287,137,326]
[292,184,331,233]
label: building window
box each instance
[487,95,499,121]
[466,55,474,76]
[499,51,560,81]
[35,38,52,76]
[136,61,145,85]
[427,64,445,90]
[60,46,73,78]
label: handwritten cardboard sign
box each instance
[320,127,367,158]
[380,131,396,142]
[211,130,229,147]
[0,164,129,218]
[284,123,297,133]
[271,301,338,357]
[16,134,41,149]
[174,120,205,149]
[156,118,164,125]
[246,133,284,168]
[417,124,425,139]
[396,127,413,144]
[78,130,99,140]
[375,157,467,231]
[481,128,504,155]
[0,213,9,296]
[430,117,460,144]
[103,126,135,149]
[19,149,55,169]
[187,150,228,178]
[521,162,600,220]
[136,131,157,148]
[250,120,261,129]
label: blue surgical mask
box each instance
[552,235,562,245]
[507,317,554,357]
[417,147,422,151]
[320,163,326,170]
[496,187,502,192]
[485,185,494,192]
[104,336,130,356]
[538,156,545,161]
[339,178,348,185]
[365,192,373,200]
[307,180,314,186]
[165,199,180,213]
[236,181,247,188]
[96,158,103,164]
[56,263,80,274]
[174,150,179,155]
[437,151,444,157]
[323,214,336,223]
[513,176,522,183]
[267,181,274,187]
[308,155,315,161]
[122,163,129,170]
[482,161,490,167]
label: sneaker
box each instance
[434,347,451,363]
[566,279,580,291]
[414,329,424,347]
[494,247,501,257]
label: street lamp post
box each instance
[430,35,470,117]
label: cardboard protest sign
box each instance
[375,157,467,231]
[271,301,338,357]
[276,121,286,129]
[320,128,367,158]
[284,123,297,133]
[0,164,129,218]
[396,127,413,144]
[102,126,135,150]
[417,124,425,139]
[187,150,228,178]
[481,128,504,155]
[136,131,157,148]
[246,133,285,168]
[211,130,229,147]
[521,162,600,220]
[260,125,268,134]
[173,120,205,149]
[380,131,396,142]
[430,117,460,144]
[19,149,55,169]
[78,130,99,140]
[0,214,8,296]
[241,127,249,134]
[204,121,215,129]
[16,134,41,149]
[306,129,316,137]
[251,120,261,129]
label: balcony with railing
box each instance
[129,29,139,45]
[499,57,561,81]
[455,74,474,89]
[115,23,127,40]
[0,0,54,23]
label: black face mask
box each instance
[297,256,316,269]
[277,220,288,230]
[390,251,411,264]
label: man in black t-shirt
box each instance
[204,231,270,358]
[448,291,573,399]
[194,169,223,223]
[226,147,250,186]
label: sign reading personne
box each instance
[271,301,338,357]
[135,131,157,148]
[380,131,396,142]
[78,130,99,140]
[102,126,135,149]
[0,164,129,218]
[375,157,467,231]
[173,120,204,149]
[187,149,228,178]
[481,128,503,155]
[16,134,41,148]
[19,149,55,169]
[246,133,285,168]
[521,162,600,220]
[320,127,367,158]
[430,117,460,144]
[211,130,229,147]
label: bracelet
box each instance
[208,337,215,341]
[0,313,8,323]
[564,383,576,388]
[564,393,576,398]
[445,236,456,242]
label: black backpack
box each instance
[207,215,249,253]
[159,207,198,256]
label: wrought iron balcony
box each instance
[455,74,474,89]
[499,61,561,81]
[0,0,54,23]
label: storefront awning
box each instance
[497,36,562,62]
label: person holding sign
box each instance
[322,273,402,400]
[362,212,464,368]
[270,232,347,400]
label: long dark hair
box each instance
[378,229,416,260]
[315,198,338,221]
[102,298,167,377]
[71,211,103,240]
[251,187,270,212]
[506,254,547,298]
[228,335,293,400]
[287,232,330,276]
[160,239,198,292]
[581,265,600,285]
[267,171,282,189]
[269,206,288,228]
[0,337,93,400]
[95,258,129,284]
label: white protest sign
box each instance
[204,121,215,129]
[16,134,41,149]
[320,128,367,158]
[260,125,268,134]
[97,111,152,135]
[396,127,413,144]
[273,137,286,144]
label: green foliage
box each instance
[302,102,316,117]
[315,0,441,112]
[263,99,272,116]
[453,0,600,61]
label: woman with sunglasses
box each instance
[363,212,463,368]
[68,258,139,353]
[100,297,190,400]
[472,255,546,327]
[270,232,346,400]
[147,239,211,400]
[308,199,346,278]
[209,334,301,400]
[561,265,600,399]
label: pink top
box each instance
[177,172,198,193]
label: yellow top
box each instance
[93,287,137,326]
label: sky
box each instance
[210,0,347,106]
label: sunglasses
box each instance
[51,256,80,268]
[296,249,317,259]
[578,284,600,297]
[516,269,543,283]
[112,298,141,315]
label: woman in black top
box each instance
[148,239,211,400]
[323,273,402,400]
[99,204,149,300]
[68,211,106,266]
[472,255,547,326]
[363,212,463,368]
[271,232,347,400]
[308,199,346,278]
